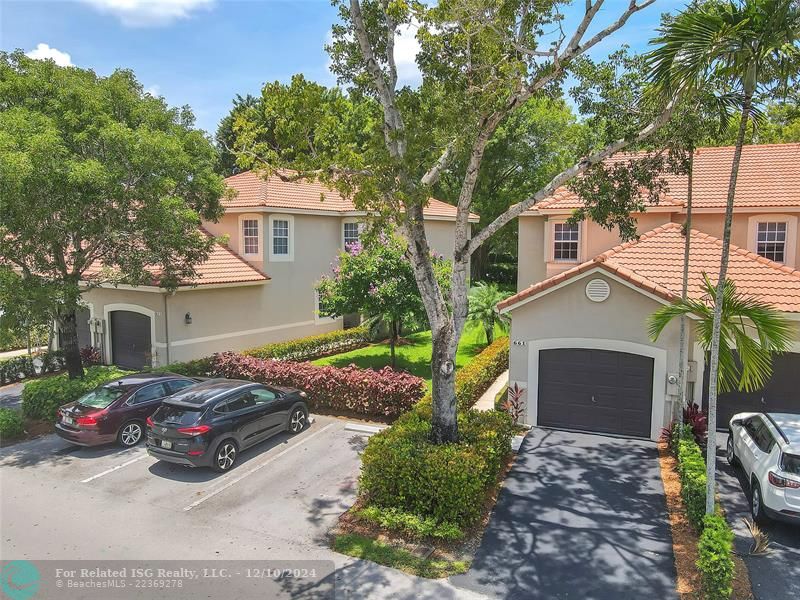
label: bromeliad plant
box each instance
[502,382,526,424]
[648,274,793,395]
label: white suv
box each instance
[727,412,800,523]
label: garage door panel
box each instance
[703,351,800,430]
[537,348,653,438]
[110,311,151,370]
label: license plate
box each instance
[160,440,172,450]
[63,416,74,426]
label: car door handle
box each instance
[760,397,765,405]
[591,395,597,403]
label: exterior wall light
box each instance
[184,312,192,325]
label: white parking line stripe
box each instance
[80,452,150,483]
[183,423,335,511]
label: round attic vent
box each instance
[585,278,611,302]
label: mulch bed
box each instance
[1,418,53,448]
[657,441,753,600]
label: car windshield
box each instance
[78,386,127,409]
[781,453,800,475]
[154,403,202,426]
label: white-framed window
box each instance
[242,218,259,255]
[552,222,580,262]
[237,214,262,258]
[756,221,787,262]
[268,214,294,262]
[343,221,361,248]
[748,215,797,267]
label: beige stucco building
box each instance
[72,171,476,369]
[503,143,800,441]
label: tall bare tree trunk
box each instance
[677,149,694,422]
[58,306,84,379]
[705,99,751,515]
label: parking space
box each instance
[716,434,800,600]
[1,415,364,560]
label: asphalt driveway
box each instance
[451,428,677,600]
[716,433,800,600]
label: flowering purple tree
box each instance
[316,234,451,368]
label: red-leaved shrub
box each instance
[683,403,708,445]
[209,352,425,418]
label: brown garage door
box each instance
[110,311,151,369]
[703,352,800,430]
[538,348,654,438]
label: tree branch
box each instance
[420,140,456,186]
[465,98,677,256]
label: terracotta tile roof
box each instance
[83,230,269,287]
[223,170,479,221]
[526,143,800,214]
[498,223,800,313]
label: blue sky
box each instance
[1,0,686,136]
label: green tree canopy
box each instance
[0,51,226,377]
[316,233,451,367]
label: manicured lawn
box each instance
[313,325,499,388]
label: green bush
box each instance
[21,366,131,421]
[243,326,369,362]
[354,506,464,541]
[358,408,514,529]
[164,356,213,377]
[697,514,734,600]
[0,408,25,439]
[417,336,509,413]
[675,425,707,530]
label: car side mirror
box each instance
[731,418,743,427]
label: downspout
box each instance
[163,293,171,366]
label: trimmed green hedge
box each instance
[672,422,735,600]
[242,326,369,362]
[0,350,65,385]
[21,366,131,421]
[417,336,509,413]
[0,408,25,439]
[358,408,513,530]
[163,356,213,377]
[698,514,735,600]
[674,424,707,530]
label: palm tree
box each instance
[467,282,511,345]
[647,0,800,515]
[649,275,793,398]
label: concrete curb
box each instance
[344,423,387,435]
[512,435,525,453]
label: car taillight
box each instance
[768,471,800,489]
[76,413,102,426]
[177,425,211,436]
[146,416,154,427]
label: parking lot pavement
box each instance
[0,415,488,600]
[716,434,800,600]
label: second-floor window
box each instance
[272,219,290,256]
[343,222,360,248]
[756,222,787,262]
[242,218,259,255]
[553,222,579,261]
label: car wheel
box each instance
[212,440,237,473]
[288,406,307,434]
[118,421,144,447]
[726,435,738,466]
[751,481,769,524]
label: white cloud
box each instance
[393,22,422,87]
[26,43,73,67]
[81,0,215,27]
[144,84,161,96]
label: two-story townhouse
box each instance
[500,142,800,440]
[72,170,477,369]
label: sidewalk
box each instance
[473,370,508,411]
[0,347,45,360]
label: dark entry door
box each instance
[703,352,800,430]
[110,311,151,369]
[538,348,654,438]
